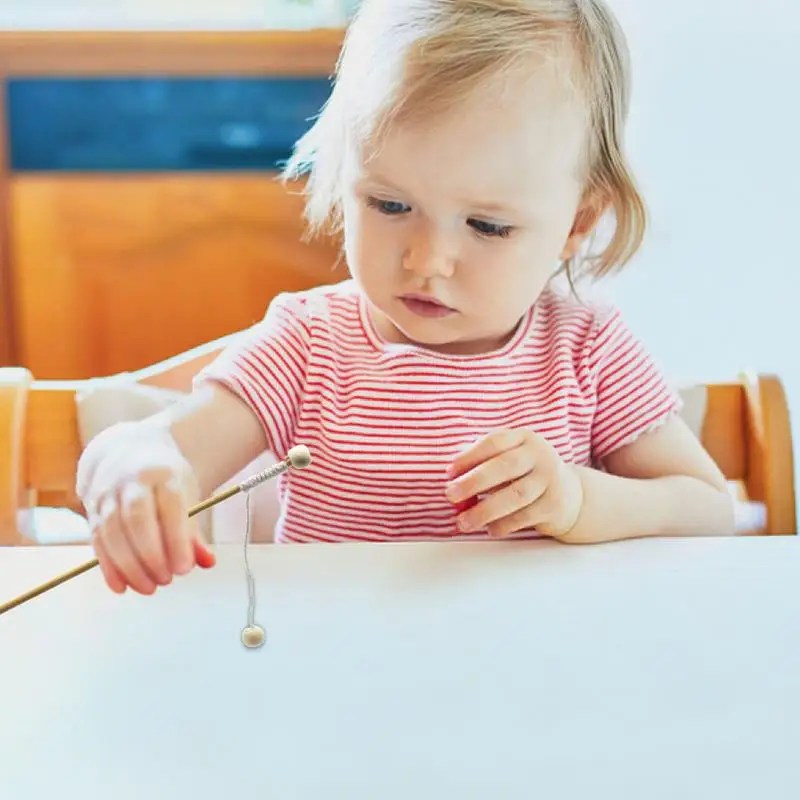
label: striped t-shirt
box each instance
[197,279,682,543]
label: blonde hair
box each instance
[283,0,647,280]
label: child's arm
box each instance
[150,382,272,501]
[78,382,270,509]
[566,414,736,543]
[76,382,273,595]
[446,303,736,542]
[446,418,735,542]
[77,289,310,595]
[562,303,736,542]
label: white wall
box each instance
[600,0,799,500]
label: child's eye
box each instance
[468,218,513,238]
[366,197,411,215]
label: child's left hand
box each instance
[445,428,583,538]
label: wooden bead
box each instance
[241,625,265,649]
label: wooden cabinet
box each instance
[9,174,345,378]
[0,30,345,379]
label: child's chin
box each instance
[388,314,447,338]
[398,321,501,355]
[397,324,464,349]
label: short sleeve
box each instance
[588,306,683,462]
[194,291,311,457]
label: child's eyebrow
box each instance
[355,171,405,192]
[356,170,526,219]
[464,200,519,217]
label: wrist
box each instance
[555,466,624,544]
[155,425,203,504]
[545,463,585,538]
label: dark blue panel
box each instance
[6,76,333,172]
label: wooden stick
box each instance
[0,445,311,616]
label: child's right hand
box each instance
[76,421,216,595]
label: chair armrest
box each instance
[0,368,32,544]
[761,375,796,534]
[743,373,796,534]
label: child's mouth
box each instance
[400,294,457,318]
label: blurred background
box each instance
[0,0,797,504]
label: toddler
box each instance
[77,0,735,596]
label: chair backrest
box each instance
[1,346,796,543]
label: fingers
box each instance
[89,477,202,595]
[446,440,536,505]
[92,530,128,595]
[445,428,574,537]
[154,480,195,575]
[120,482,172,585]
[445,428,542,533]
[446,429,528,480]
[455,471,549,534]
[77,425,210,596]
[94,492,159,595]
[484,501,550,539]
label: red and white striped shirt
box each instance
[197,280,681,543]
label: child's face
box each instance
[341,63,597,355]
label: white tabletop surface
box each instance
[1,535,799,799]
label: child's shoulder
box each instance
[534,282,623,353]
[266,279,360,318]
[261,279,361,332]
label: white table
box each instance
[1,536,799,799]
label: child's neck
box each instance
[369,305,527,356]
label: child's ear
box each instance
[560,192,609,260]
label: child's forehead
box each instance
[354,69,588,204]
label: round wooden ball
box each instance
[241,625,265,649]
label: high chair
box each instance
[0,335,796,544]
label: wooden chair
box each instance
[0,334,236,545]
[0,342,796,543]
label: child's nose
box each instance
[403,233,456,278]
[405,252,454,278]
